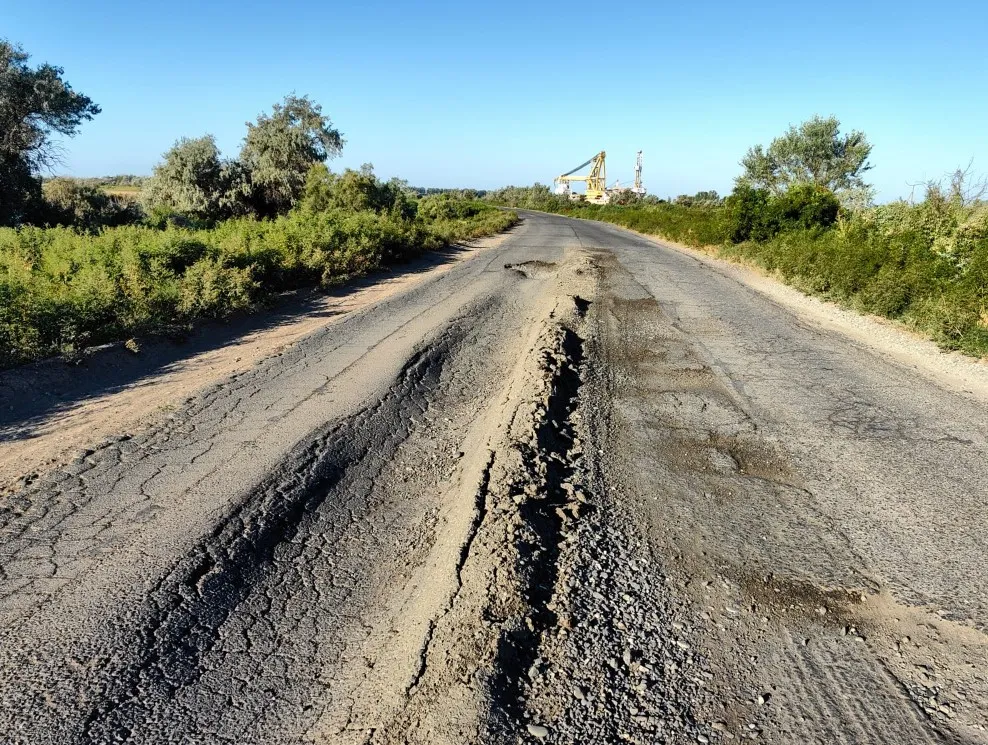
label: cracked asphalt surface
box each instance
[1,211,987,744]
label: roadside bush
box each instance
[724,184,773,243]
[608,190,645,206]
[724,183,839,243]
[484,184,570,212]
[298,164,418,221]
[673,190,722,208]
[721,215,988,355]
[953,206,988,268]
[0,193,516,368]
[770,183,840,233]
[148,233,212,273]
[564,202,730,246]
[418,194,486,221]
[859,264,911,316]
[178,258,256,318]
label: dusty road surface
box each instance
[2,211,987,744]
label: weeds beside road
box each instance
[0,196,516,368]
[489,188,988,358]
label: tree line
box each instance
[1,39,355,230]
[140,94,343,224]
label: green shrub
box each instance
[178,258,257,317]
[41,178,141,232]
[298,164,418,221]
[954,206,988,268]
[418,194,486,221]
[0,193,517,368]
[724,184,773,242]
[723,214,988,356]
[723,183,839,243]
[484,184,571,212]
[148,233,212,273]
[771,184,840,232]
[548,203,730,247]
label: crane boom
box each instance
[558,155,597,179]
[555,150,645,203]
[553,151,608,204]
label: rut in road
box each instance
[80,321,471,741]
[360,267,606,743]
[74,286,561,744]
[489,322,585,695]
[1,240,633,744]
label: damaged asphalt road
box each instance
[1,211,987,744]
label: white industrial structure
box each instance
[632,150,646,196]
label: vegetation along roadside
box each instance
[0,40,516,369]
[487,118,988,359]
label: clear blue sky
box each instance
[3,0,986,201]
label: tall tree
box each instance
[142,135,245,221]
[240,95,343,217]
[738,116,872,195]
[0,40,100,225]
[0,152,42,227]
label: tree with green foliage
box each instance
[0,152,43,227]
[0,40,100,226]
[483,183,568,211]
[739,116,872,196]
[608,190,645,206]
[673,190,721,207]
[240,95,344,217]
[141,135,246,223]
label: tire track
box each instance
[80,326,468,742]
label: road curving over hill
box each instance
[1,211,987,744]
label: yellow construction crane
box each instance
[553,151,609,204]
